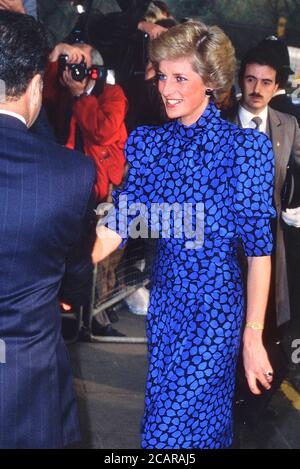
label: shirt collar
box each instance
[0,110,27,125]
[273,89,286,97]
[85,81,96,96]
[238,104,268,134]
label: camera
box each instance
[58,55,115,84]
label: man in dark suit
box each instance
[225,45,300,331]
[255,40,300,370]
[270,85,300,127]
[224,45,300,426]
[0,11,95,448]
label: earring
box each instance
[205,89,213,96]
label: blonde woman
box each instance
[93,21,275,449]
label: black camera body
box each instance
[58,54,108,83]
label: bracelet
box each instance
[245,321,264,331]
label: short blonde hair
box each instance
[149,21,236,95]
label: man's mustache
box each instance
[249,92,263,98]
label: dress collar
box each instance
[173,101,221,140]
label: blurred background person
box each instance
[152,1,172,20]
[43,39,127,203]
[0,0,36,16]
[43,37,128,337]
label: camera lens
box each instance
[70,62,88,82]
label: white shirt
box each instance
[238,104,268,134]
[273,89,286,97]
[85,82,96,96]
[0,110,26,125]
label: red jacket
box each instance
[43,61,128,201]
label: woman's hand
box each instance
[244,255,273,394]
[243,329,273,395]
[92,226,122,264]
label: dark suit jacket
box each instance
[0,114,95,448]
[223,104,300,325]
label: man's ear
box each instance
[28,74,43,106]
[27,74,43,127]
[274,82,279,94]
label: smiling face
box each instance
[157,57,210,126]
[240,63,279,114]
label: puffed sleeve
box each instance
[97,126,150,247]
[230,129,276,257]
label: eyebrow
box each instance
[245,74,273,83]
[157,70,187,77]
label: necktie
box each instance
[251,116,262,131]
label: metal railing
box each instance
[90,241,148,343]
[61,240,149,344]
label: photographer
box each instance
[43,40,128,202]
[43,40,128,337]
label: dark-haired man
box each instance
[225,46,300,331]
[224,45,300,425]
[254,39,300,355]
[0,11,95,448]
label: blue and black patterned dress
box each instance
[111,102,275,449]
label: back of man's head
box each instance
[0,11,49,100]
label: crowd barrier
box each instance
[62,240,149,344]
